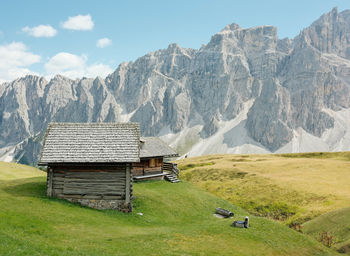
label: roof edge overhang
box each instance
[38,159,141,166]
[140,154,179,159]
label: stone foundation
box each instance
[66,198,132,212]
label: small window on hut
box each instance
[149,158,155,167]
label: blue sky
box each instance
[0,0,349,82]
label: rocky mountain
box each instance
[1,7,350,165]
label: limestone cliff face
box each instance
[245,7,350,150]
[297,7,350,59]
[1,8,350,164]
[0,75,122,164]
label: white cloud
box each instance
[45,52,86,75]
[45,52,112,79]
[0,42,41,83]
[62,14,94,31]
[86,63,113,77]
[22,25,57,38]
[97,38,112,48]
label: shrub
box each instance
[318,231,335,248]
[243,201,298,221]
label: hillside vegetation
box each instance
[177,152,350,226]
[0,161,334,255]
[303,207,350,254]
[0,162,46,180]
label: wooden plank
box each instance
[63,178,125,194]
[63,187,126,191]
[130,169,133,199]
[102,195,124,200]
[52,188,63,195]
[63,180,126,185]
[64,171,125,176]
[63,183,124,187]
[63,182,125,190]
[132,167,144,171]
[64,174,126,178]
[47,168,53,197]
[63,185,125,190]
[53,184,64,188]
[132,163,144,167]
[62,194,104,199]
[54,177,125,183]
[125,163,130,204]
[52,182,64,187]
[51,165,129,200]
[63,186,125,193]
[143,171,162,176]
[63,179,126,183]
[53,173,65,177]
[64,175,125,179]
[52,164,126,169]
[144,167,162,172]
[156,157,163,167]
[63,183,126,187]
[64,178,126,182]
[52,178,64,183]
[132,168,143,176]
[63,190,125,196]
[134,173,166,179]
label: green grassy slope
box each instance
[303,207,350,254]
[0,162,335,256]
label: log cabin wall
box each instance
[132,157,163,176]
[39,122,140,213]
[46,164,133,211]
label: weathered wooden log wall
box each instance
[47,164,132,202]
[132,162,144,176]
[131,158,163,176]
[46,167,53,197]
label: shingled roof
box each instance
[140,137,178,158]
[39,123,140,165]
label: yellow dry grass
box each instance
[177,152,350,225]
[0,161,45,181]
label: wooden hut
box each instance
[132,137,179,181]
[38,123,140,212]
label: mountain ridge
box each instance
[1,7,350,165]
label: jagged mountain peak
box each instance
[51,74,74,83]
[315,7,338,23]
[296,7,350,58]
[221,23,241,32]
[218,22,277,36]
[93,76,105,85]
[167,43,182,50]
[10,75,46,86]
[207,23,278,55]
[1,8,350,165]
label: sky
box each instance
[0,0,350,83]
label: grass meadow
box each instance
[177,152,350,253]
[0,161,335,255]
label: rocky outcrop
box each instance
[1,8,350,164]
[245,7,350,151]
